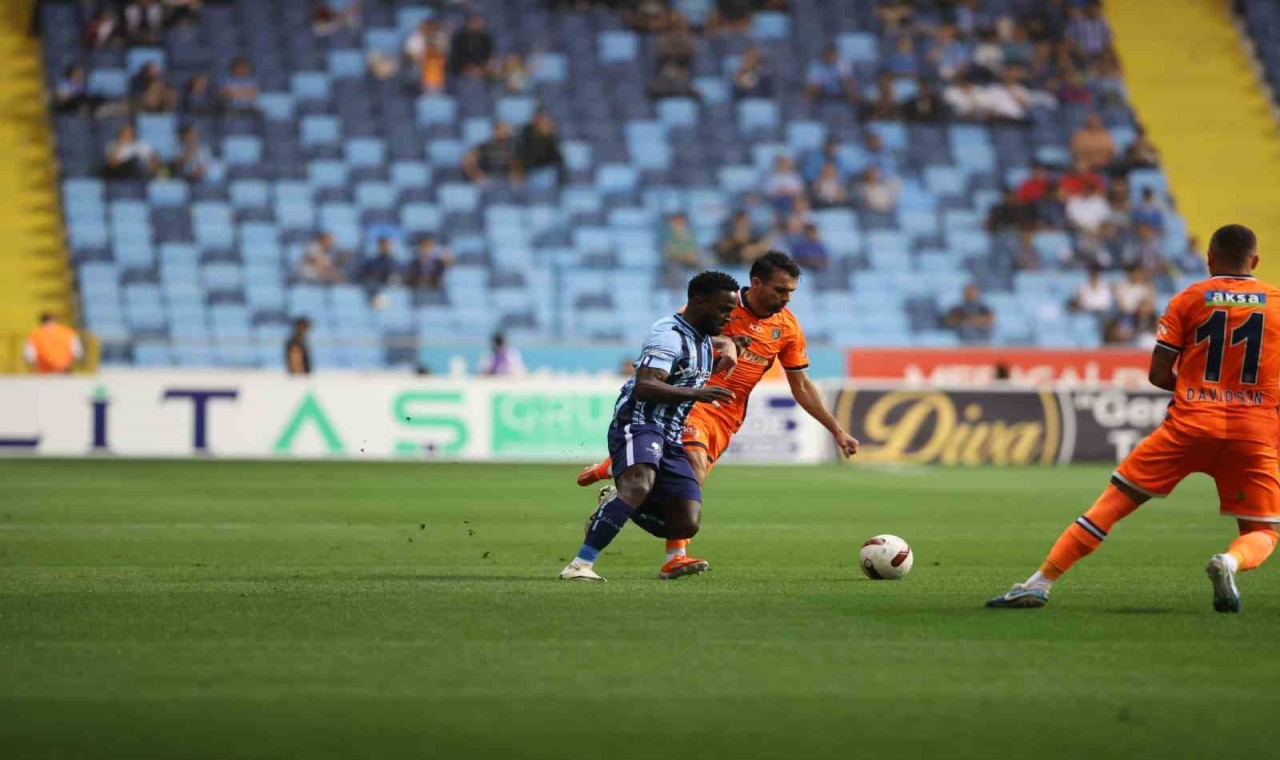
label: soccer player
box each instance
[559,271,741,582]
[576,251,861,579]
[987,225,1280,612]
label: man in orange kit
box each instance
[577,251,860,579]
[24,313,83,374]
[988,225,1280,612]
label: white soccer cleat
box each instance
[597,485,617,507]
[560,562,606,582]
[1206,554,1241,613]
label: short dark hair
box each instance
[1209,224,1257,267]
[687,271,740,300]
[750,250,801,282]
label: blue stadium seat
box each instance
[345,137,386,167]
[223,135,264,165]
[257,93,296,122]
[147,179,188,208]
[416,96,457,126]
[291,71,332,101]
[301,115,341,147]
[836,32,878,63]
[327,49,365,79]
[737,99,779,133]
[496,97,536,125]
[599,31,638,63]
[750,12,790,40]
[87,68,127,98]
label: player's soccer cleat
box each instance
[1206,554,1241,613]
[985,583,1050,609]
[658,554,710,580]
[583,485,618,538]
[577,463,607,487]
[560,562,606,582]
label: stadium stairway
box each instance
[1108,0,1280,282]
[0,0,73,372]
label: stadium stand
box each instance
[40,0,1206,369]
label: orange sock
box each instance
[1228,520,1279,571]
[665,539,688,560]
[1039,485,1140,581]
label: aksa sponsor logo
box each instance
[1204,291,1266,308]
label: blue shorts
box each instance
[607,422,703,507]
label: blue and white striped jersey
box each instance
[612,314,714,443]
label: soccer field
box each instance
[3,460,1278,760]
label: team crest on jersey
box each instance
[648,441,662,457]
[771,328,782,340]
[1205,291,1266,308]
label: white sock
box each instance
[1023,571,1055,589]
[571,558,593,568]
[1220,553,1240,573]
[665,545,687,562]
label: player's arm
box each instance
[710,335,740,374]
[785,368,859,457]
[633,367,734,405]
[1148,345,1177,391]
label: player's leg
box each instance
[561,425,662,581]
[663,415,725,564]
[648,443,710,579]
[1204,443,1280,612]
[987,427,1189,608]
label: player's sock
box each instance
[575,494,635,564]
[665,539,688,562]
[1227,520,1279,571]
[1023,570,1055,589]
[1038,484,1139,581]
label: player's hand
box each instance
[712,336,740,374]
[834,430,860,457]
[694,386,735,408]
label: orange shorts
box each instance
[1113,422,1280,522]
[681,405,740,464]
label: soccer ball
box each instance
[860,534,913,580]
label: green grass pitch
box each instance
[3,459,1280,759]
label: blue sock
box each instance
[576,496,634,563]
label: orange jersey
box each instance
[1157,275,1280,444]
[707,289,809,430]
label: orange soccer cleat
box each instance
[576,461,611,487]
[658,554,710,580]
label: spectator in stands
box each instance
[171,125,212,183]
[791,223,830,272]
[1070,113,1115,171]
[131,64,177,113]
[811,162,851,208]
[804,45,858,103]
[1066,2,1112,61]
[124,0,165,45]
[662,213,702,283]
[1113,263,1155,316]
[297,232,347,283]
[861,73,901,121]
[710,0,754,36]
[1104,297,1158,347]
[24,313,82,374]
[732,45,772,99]
[1054,67,1094,106]
[764,155,805,213]
[84,9,122,49]
[857,167,901,214]
[886,34,919,79]
[1173,235,1205,276]
[1011,226,1042,271]
[655,12,695,70]
[801,137,849,184]
[1132,188,1166,232]
[859,132,897,178]
[358,237,402,295]
[104,124,159,180]
[625,0,672,34]
[1066,184,1110,234]
[1091,51,1127,110]
[945,283,995,344]
[971,29,1005,78]
[449,13,495,78]
[1000,17,1035,68]
[714,211,768,266]
[986,187,1036,232]
[1059,158,1105,199]
[497,53,529,94]
[311,1,359,36]
[1105,178,1132,228]
[404,18,450,94]
[1119,128,1160,172]
[517,109,566,186]
[285,317,312,376]
[781,194,814,237]
[1069,266,1114,314]
[463,120,519,186]
[479,332,526,376]
[901,78,947,122]
[1075,220,1125,269]
[1015,163,1058,224]
[405,235,455,290]
[219,58,259,112]
[648,61,701,101]
[182,74,219,114]
[943,76,983,120]
[1123,223,1167,275]
[54,66,97,114]
[929,24,972,82]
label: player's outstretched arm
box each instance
[709,335,740,374]
[633,367,735,406]
[785,369,859,457]
[1148,345,1178,392]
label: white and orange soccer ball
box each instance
[859,534,913,580]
